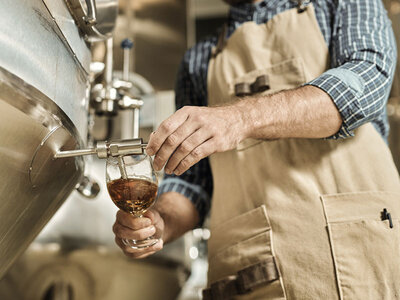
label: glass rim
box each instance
[107,154,150,166]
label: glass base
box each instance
[122,236,158,249]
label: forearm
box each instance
[237,85,342,140]
[154,191,199,244]
[147,86,342,176]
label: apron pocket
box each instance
[321,191,400,300]
[207,205,285,298]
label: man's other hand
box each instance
[113,209,164,259]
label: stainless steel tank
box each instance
[0,0,116,278]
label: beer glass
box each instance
[106,154,158,249]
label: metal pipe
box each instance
[84,0,98,25]
[120,38,137,138]
[133,107,140,139]
[123,47,130,81]
[54,139,148,159]
[105,38,113,97]
[121,110,135,139]
[121,39,133,81]
[54,148,97,158]
[117,156,128,179]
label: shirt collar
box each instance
[228,0,273,23]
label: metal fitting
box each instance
[54,138,147,159]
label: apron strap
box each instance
[211,24,228,58]
[203,257,279,300]
[212,1,312,57]
[297,0,312,13]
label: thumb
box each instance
[142,209,158,224]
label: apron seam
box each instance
[321,196,344,300]
[269,229,288,299]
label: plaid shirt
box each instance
[159,0,397,225]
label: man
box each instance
[114,0,400,298]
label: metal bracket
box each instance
[84,0,97,25]
[64,0,118,42]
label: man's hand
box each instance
[146,105,247,175]
[113,209,164,259]
[146,86,342,175]
[113,192,200,259]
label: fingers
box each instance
[113,222,156,240]
[146,108,190,158]
[164,128,212,174]
[174,138,216,175]
[115,237,164,259]
[113,209,165,259]
[114,210,159,240]
[116,210,151,230]
[152,118,200,171]
[147,106,244,174]
[142,210,156,223]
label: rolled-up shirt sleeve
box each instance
[306,0,397,139]
[158,165,212,227]
[158,48,214,226]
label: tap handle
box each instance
[121,38,134,49]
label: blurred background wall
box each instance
[384,0,400,170]
[1,1,400,300]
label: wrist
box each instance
[153,197,172,244]
[231,98,255,142]
[232,95,275,141]
[154,192,199,244]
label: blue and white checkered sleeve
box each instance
[158,167,212,227]
[306,0,397,139]
[158,50,214,226]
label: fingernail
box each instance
[165,168,171,174]
[155,242,163,250]
[146,148,154,156]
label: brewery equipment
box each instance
[0,1,192,299]
[64,0,118,42]
[54,139,147,159]
[0,0,118,279]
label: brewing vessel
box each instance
[0,0,117,278]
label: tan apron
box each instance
[203,3,400,300]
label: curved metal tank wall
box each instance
[0,158,189,300]
[0,0,90,278]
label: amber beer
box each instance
[107,178,158,215]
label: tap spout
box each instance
[54,138,147,159]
